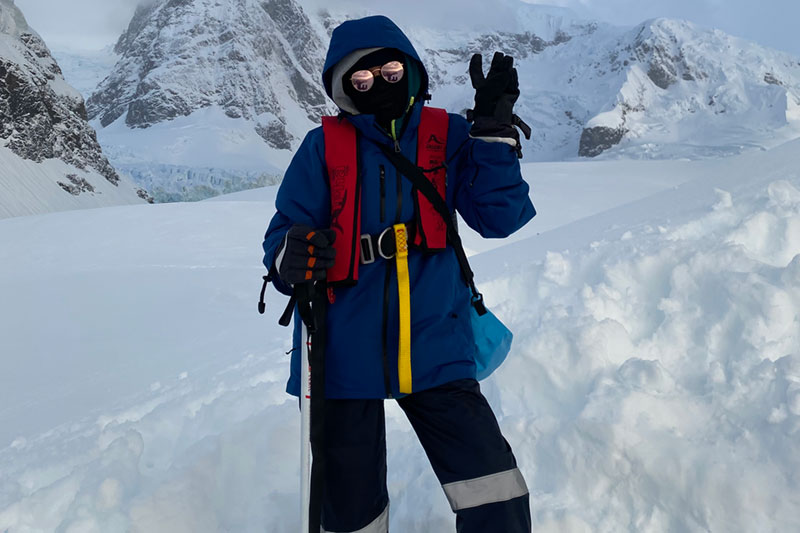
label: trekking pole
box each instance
[295,282,327,533]
[300,317,312,533]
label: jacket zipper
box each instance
[396,164,402,222]
[391,119,401,152]
[380,104,414,398]
[379,165,386,223]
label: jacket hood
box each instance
[322,15,429,114]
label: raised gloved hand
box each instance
[275,224,337,285]
[467,51,531,157]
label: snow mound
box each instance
[481,153,800,531]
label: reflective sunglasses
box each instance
[349,61,405,92]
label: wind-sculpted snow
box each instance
[2,141,800,531]
[475,148,800,531]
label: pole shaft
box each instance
[300,322,311,533]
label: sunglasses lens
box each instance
[381,61,404,83]
[351,70,375,92]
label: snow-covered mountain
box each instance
[409,13,800,160]
[79,0,800,202]
[573,19,800,158]
[83,0,332,202]
[0,0,149,219]
[408,12,800,160]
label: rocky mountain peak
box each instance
[87,0,332,152]
[0,0,121,185]
[1,0,151,218]
[577,17,800,157]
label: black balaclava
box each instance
[342,48,409,130]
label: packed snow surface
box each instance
[2,141,800,531]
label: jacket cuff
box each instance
[469,135,518,147]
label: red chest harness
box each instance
[321,106,450,286]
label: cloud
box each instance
[11,0,800,57]
[303,0,522,32]
[522,0,800,56]
[14,0,141,50]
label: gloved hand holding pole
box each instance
[275,224,337,286]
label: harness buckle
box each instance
[377,227,396,260]
[360,234,375,265]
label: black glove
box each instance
[468,52,531,156]
[275,224,337,285]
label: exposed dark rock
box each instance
[0,33,121,186]
[647,58,677,89]
[57,174,96,195]
[764,72,782,86]
[579,126,626,157]
[255,120,294,150]
[289,71,327,122]
[442,29,573,63]
[125,84,198,128]
[114,2,162,55]
[137,188,155,203]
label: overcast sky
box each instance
[12,0,800,58]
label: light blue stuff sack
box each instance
[470,303,513,380]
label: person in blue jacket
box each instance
[262,14,535,533]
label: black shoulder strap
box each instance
[376,142,487,315]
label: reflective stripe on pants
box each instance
[321,379,531,533]
[322,504,389,533]
[442,467,528,511]
[397,379,531,533]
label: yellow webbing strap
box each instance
[394,223,412,394]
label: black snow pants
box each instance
[320,378,531,533]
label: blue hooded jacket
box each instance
[263,15,535,398]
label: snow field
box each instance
[2,141,800,531]
[0,145,145,219]
[91,107,292,203]
[0,350,295,532]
